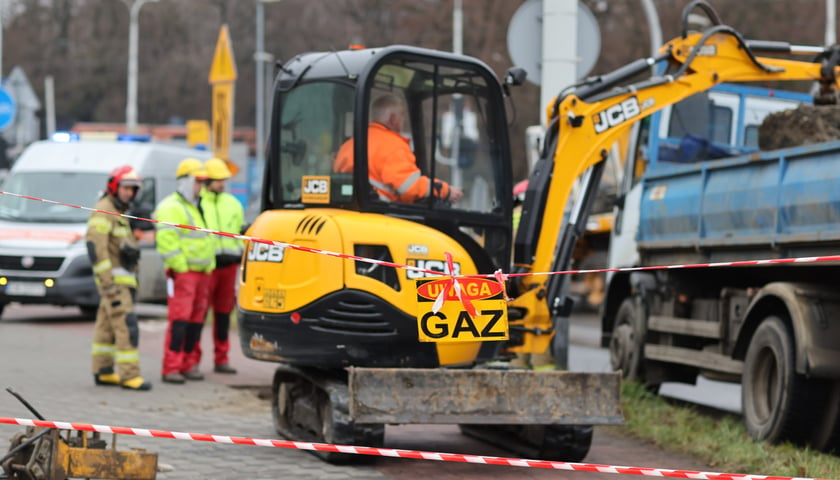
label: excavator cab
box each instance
[240,46,515,369]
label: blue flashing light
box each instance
[117,133,152,142]
[51,132,80,143]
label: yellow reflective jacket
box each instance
[199,189,244,265]
[85,195,138,288]
[153,193,215,274]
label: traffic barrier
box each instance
[0,416,830,480]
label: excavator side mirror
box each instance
[504,67,528,87]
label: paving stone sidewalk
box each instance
[0,304,388,480]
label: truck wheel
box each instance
[609,298,643,380]
[0,303,5,320]
[79,305,98,318]
[807,381,840,452]
[742,315,807,444]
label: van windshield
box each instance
[0,172,107,222]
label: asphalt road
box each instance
[0,303,716,480]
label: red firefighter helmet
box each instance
[106,165,142,196]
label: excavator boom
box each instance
[510,0,840,354]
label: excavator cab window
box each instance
[275,81,356,205]
[358,54,513,269]
[361,58,506,217]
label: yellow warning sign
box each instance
[209,25,237,84]
[415,277,509,343]
[212,83,234,161]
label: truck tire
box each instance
[807,381,840,452]
[0,303,5,320]
[742,315,808,444]
[609,298,643,380]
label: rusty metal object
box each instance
[2,427,157,480]
[348,367,623,425]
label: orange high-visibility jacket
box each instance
[334,123,451,202]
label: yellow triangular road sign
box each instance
[209,25,237,84]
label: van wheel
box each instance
[79,305,98,318]
[0,303,5,320]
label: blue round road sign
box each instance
[0,88,17,131]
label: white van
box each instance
[0,134,211,318]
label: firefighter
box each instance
[190,157,244,374]
[154,158,215,384]
[86,165,151,391]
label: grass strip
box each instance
[615,380,840,479]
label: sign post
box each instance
[208,25,237,162]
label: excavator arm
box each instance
[509,0,840,356]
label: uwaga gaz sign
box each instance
[415,277,508,343]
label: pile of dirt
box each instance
[759,104,840,150]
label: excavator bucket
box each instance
[348,368,623,425]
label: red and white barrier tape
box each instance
[0,417,827,480]
[3,190,839,281]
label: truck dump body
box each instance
[639,140,840,257]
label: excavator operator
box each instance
[334,93,464,204]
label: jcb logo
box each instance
[301,175,331,204]
[593,97,641,134]
[406,259,461,280]
[303,178,328,194]
[247,243,285,262]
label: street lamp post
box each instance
[255,0,282,167]
[125,0,158,133]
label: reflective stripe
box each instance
[115,349,140,364]
[112,267,137,287]
[114,276,138,287]
[369,178,398,195]
[112,267,134,277]
[396,170,422,195]
[162,250,181,259]
[112,225,131,237]
[217,247,243,256]
[91,343,115,356]
[187,258,212,266]
[88,216,112,234]
[93,259,112,273]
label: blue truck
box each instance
[602,83,840,451]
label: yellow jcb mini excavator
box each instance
[238,0,840,462]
